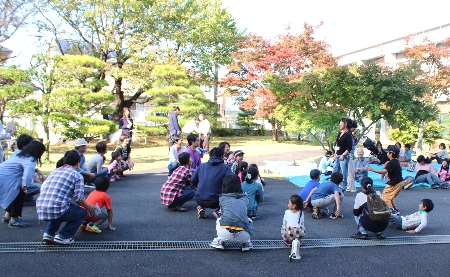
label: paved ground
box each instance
[1,150,450,276]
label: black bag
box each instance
[367,194,391,222]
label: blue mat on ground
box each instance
[265,160,436,188]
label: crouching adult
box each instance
[309,172,344,219]
[192,147,232,219]
[351,177,388,239]
[36,150,95,245]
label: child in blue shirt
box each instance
[308,172,344,219]
[299,169,321,210]
[241,167,264,219]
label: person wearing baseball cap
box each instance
[366,145,413,215]
[74,138,95,186]
[299,169,321,210]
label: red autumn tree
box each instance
[221,23,337,140]
[403,36,450,150]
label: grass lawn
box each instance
[22,136,322,176]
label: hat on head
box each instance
[74,138,88,147]
[234,150,244,156]
[387,145,400,155]
[310,169,321,179]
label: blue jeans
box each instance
[88,168,108,183]
[415,173,443,186]
[168,162,179,176]
[172,187,195,207]
[333,155,349,191]
[44,204,87,239]
[27,182,41,197]
[390,214,403,230]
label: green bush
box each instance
[212,128,244,137]
[136,125,167,136]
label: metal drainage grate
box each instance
[1,235,450,253]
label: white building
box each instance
[338,23,450,144]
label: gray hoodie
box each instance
[219,192,254,235]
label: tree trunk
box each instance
[43,122,50,162]
[269,119,278,141]
[415,122,427,153]
[213,65,219,103]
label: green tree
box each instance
[43,0,241,119]
[0,65,34,121]
[8,54,115,160]
[388,121,445,145]
[236,108,261,135]
[145,64,219,130]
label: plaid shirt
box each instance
[160,166,191,205]
[36,165,85,220]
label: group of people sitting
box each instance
[0,130,140,245]
[160,138,267,251]
[295,168,434,241]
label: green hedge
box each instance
[135,125,167,136]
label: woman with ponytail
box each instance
[351,177,388,239]
[241,167,264,219]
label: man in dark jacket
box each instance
[192,147,232,219]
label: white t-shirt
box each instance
[353,191,382,209]
[282,210,304,227]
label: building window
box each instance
[130,103,146,122]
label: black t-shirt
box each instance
[385,159,402,185]
[114,144,131,161]
[335,132,353,155]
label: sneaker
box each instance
[86,223,102,234]
[54,235,74,245]
[350,189,357,193]
[85,183,95,188]
[212,209,221,219]
[440,184,449,189]
[393,208,400,215]
[329,213,343,219]
[79,223,87,230]
[250,214,259,220]
[210,238,224,250]
[8,220,28,228]
[241,241,253,251]
[197,206,206,219]
[2,216,10,223]
[431,184,439,189]
[110,177,116,182]
[376,232,387,239]
[350,232,368,239]
[171,206,188,212]
[42,233,54,243]
[404,181,414,190]
[113,174,120,180]
[312,206,319,219]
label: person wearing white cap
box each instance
[74,138,95,184]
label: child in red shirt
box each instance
[80,176,115,233]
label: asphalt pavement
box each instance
[1,164,450,276]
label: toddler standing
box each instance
[241,167,264,219]
[281,195,305,246]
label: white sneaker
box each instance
[241,241,253,251]
[210,238,224,250]
[54,234,74,245]
[42,233,54,244]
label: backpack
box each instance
[366,194,391,222]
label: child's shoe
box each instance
[329,213,343,219]
[86,223,102,234]
[210,238,225,250]
[212,209,221,219]
[2,216,10,223]
[79,223,87,230]
[8,220,28,228]
[110,176,116,182]
[241,241,253,251]
[113,174,120,180]
[197,206,206,219]
[376,232,387,239]
[250,214,259,220]
[312,206,319,219]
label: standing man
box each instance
[169,106,181,148]
[182,117,201,137]
[36,150,95,244]
[74,138,95,187]
[198,114,211,152]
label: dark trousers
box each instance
[5,191,26,217]
[196,199,219,210]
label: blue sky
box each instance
[222,0,450,55]
[3,0,450,67]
